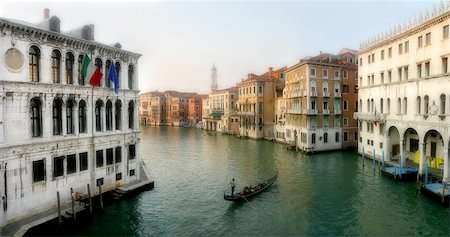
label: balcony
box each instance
[238,111,255,116]
[303,109,318,115]
[323,109,330,115]
[289,91,303,98]
[334,92,341,98]
[323,91,330,97]
[334,109,342,114]
[353,112,386,122]
[310,91,317,97]
[286,108,302,114]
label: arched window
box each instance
[29,46,40,82]
[53,98,63,135]
[387,98,391,114]
[105,60,111,88]
[371,99,374,113]
[106,100,113,131]
[78,54,85,85]
[367,99,370,112]
[79,100,87,133]
[343,84,349,93]
[440,94,446,115]
[416,96,421,114]
[397,98,401,114]
[128,100,134,129]
[324,133,328,143]
[403,97,407,114]
[359,99,362,112]
[343,100,348,111]
[30,97,42,137]
[424,95,429,114]
[95,100,103,132]
[115,62,121,89]
[95,58,103,86]
[65,52,74,84]
[128,64,134,90]
[380,98,384,113]
[51,50,61,83]
[115,100,122,130]
[335,132,340,142]
[66,99,75,134]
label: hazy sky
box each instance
[0,0,440,94]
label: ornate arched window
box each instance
[65,52,74,84]
[51,50,61,83]
[95,100,104,132]
[128,64,134,90]
[66,99,75,134]
[106,100,113,131]
[53,98,63,135]
[29,46,40,82]
[30,97,42,137]
[128,100,134,129]
[79,100,87,133]
[115,100,122,130]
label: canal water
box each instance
[28,126,449,236]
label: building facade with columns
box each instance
[203,87,238,133]
[355,5,450,182]
[0,11,142,227]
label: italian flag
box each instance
[81,54,103,87]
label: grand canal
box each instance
[29,126,449,236]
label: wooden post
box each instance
[71,188,76,221]
[99,185,104,210]
[87,184,92,214]
[57,191,62,225]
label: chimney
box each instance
[44,8,50,20]
[89,24,95,40]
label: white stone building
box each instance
[356,4,450,182]
[0,10,142,227]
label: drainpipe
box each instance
[2,162,7,211]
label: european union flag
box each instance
[109,61,119,94]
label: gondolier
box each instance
[230,178,236,195]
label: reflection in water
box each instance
[27,126,449,236]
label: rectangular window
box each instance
[323,69,328,78]
[343,70,348,79]
[381,72,384,84]
[380,143,383,149]
[116,173,122,181]
[67,154,76,174]
[381,50,385,60]
[368,55,371,64]
[388,70,392,82]
[398,43,403,54]
[106,148,114,165]
[417,64,422,78]
[442,57,448,74]
[310,68,316,77]
[371,54,374,62]
[354,132,358,141]
[425,62,430,76]
[426,32,431,45]
[129,169,135,176]
[334,71,339,79]
[388,47,392,58]
[312,133,316,144]
[444,25,449,39]
[404,66,408,80]
[335,132,339,142]
[343,117,348,126]
[129,144,136,160]
[32,159,46,182]
[115,146,122,163]
[404,41,409,53]
[96,150,104,168]
[418,36,423,47]
[79,152,88,171]
[398,67,402,81]
[343,132,348,142]
[360,58,363,65]
[53,156,64,177]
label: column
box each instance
[419,141,426,176]
[443,146,449,183]
[399,139,405,165]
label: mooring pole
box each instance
[57,191,62,225]
[373,149,376,171]
[99,185,104,210]
[71,187,76,221]
[362,146,365,168]
[87,184,92,214]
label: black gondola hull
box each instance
[224,172,277,201]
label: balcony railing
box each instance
[310,91,317,97]
[334,109,342,114]
[323,92,330,97]
[334,92,341,97]
[286,108,302,114]
[353,112,386,122]
[303,109,318,115]
[238,111,255,116]
[323,109,330,115]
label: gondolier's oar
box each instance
[242,195,255,210]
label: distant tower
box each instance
[211,64,218,92]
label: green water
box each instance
[28,126,450,236]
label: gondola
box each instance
[224,171,278,201]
